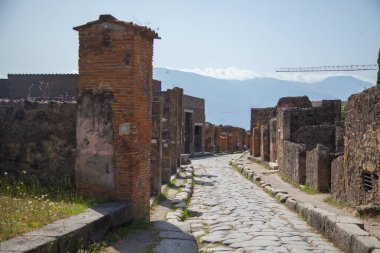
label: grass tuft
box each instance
[0,175,101,242]
[324,196,353,209]
[278,172,317,195]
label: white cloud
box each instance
[179,67,260,81]
[162,66,376,84]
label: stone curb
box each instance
[230,159,380,253]
[166,165,194,222]
[0,202,132,253]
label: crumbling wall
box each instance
[251,127,261,157]
[250,107,275,130]
[276,96,312,109]
[260,124,270,161]
[269,118,277,162]
[282,141,306,184]
[344,85,380,204]
[0,100,76,184]
[291,125,336,151]
[306,145,332,192]
[331,156,345,200]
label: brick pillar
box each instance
[162,93,172,184]
[151,96,162,196]
[74,15,159,220]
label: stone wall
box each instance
[6,74,78,100]
[343,85,380,204]
[276,96,312,109]
[151,96,162,196]
[251,127,261,157]
[183,94,205,154]
[306,145,332,192]
[331,156,345,200]
[282,141,306,184]
[0,100,76,184]
[250,107,275,131]
[269,118,277,162]
[291,125,336,151]
[205,124,219,153]
[260,124,270,161]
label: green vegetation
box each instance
[324,197,353,209]
[0,174,101,242]
[168,178,176,187]
[181,208,190,221]
[279,172,317,195]
[341,105,346,120]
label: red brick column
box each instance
[74,15,159,220]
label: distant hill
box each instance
[153,67,374,129]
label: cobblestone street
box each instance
[188,154,341,253]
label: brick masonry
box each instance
[251,127,261,157]
[151,96,162,196]
[0,100,76,185]
[74,15,159,220]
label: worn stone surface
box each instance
[188,154,341,252]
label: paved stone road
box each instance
[188,154,342,253]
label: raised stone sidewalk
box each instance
[232,153,380,253]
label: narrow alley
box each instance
[188,154,341,253]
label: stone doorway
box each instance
[184,112,193,154]
[194,125,202,153]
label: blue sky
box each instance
[0,0,379,83]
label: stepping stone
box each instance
[154,239,197,253]
[159,231,195,241]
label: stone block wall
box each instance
[74,15,159,220]
[282,141,307,184]
[251,127,261,157]
[335,123,345,153]
[250,107,275,130]
[276,96,312,109]
[0,100,76,184]
[260,124,270,161]
[291,125,336,151]
[205,124,220,153]
[269,118,277,162]
[331,156,345,200]
[343,85,380,204]
[219,134,228,153]
[151,96,162,196]
[306,145,332,192]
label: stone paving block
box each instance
[154,239,197,253]
[159,231,195,241]
[0,235,58,253]
[351,235,380,253]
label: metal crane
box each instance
[276,64,378,72]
